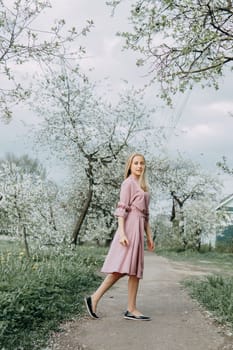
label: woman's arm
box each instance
[118,217,129,246]
[145,221,155,251]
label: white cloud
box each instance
[208,101,233,114]
[189,123,216,137]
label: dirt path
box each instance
[48,253,233,350]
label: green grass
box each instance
[183,276,233,329]
[0,239,20,253]
[0,243,106,350]
[156,247,233,273]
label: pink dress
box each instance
[101,175,150,279]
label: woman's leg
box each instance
[91,272,123,312]
[127,275,141,315]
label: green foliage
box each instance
[215,241,233,254]
[184,275,233,328]
[0,245,105,349]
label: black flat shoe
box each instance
[84,296,99,319]
[124,310,151,321]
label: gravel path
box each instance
[48,253,233,350]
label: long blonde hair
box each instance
[124,153,148,192]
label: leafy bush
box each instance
[184,275,233,328]
[0,246,105,349]
[215,241,233,253]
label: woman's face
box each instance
[130,155,145,178]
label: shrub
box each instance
[215,241,233,253]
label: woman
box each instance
[85,153,155,321]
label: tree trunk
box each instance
[195,229,202,251]
[49,204,57,231]
[171,202,187,249]
[71,187,93,245]
[179,210,187,248]
[23,226,30,258]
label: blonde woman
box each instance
[85,153,155,321]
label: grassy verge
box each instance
[156,248,233,273]
[183,276,233,330]
[0,239,20,253]
[157,248,233,330]
[0,243,106,350]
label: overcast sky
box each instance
[1,0,233,195]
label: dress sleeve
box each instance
[144,210,149,223]
[114,180,131,218]
[144,194,150,224]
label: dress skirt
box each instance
[101,208,145,279]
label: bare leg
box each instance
[91,272,123,312]
[127,275,142,316]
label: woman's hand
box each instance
[119,234,129,247]
[118,217,129,246]
[147,236,155,252]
